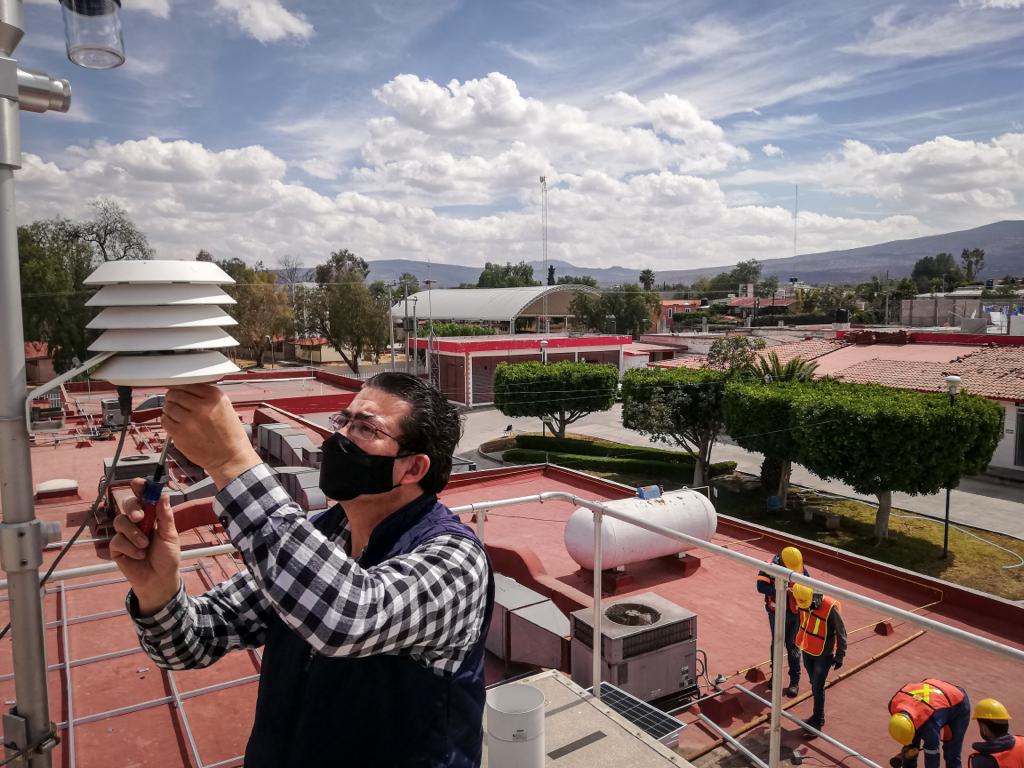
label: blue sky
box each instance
[14,0,1024,270]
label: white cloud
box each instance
[213,0,313,43]
[729,133,1024,229]
[642,19,744,63]
[15,72,1019,272]
[961,0,1024,8]
[843,6,1024,58]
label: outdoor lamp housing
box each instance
[944,374,961,397]
[61,0,124,70]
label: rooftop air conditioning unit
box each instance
[570,592,697,704]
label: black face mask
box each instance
[319,432,408,502]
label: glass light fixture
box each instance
[61,0,125,70]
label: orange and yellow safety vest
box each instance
[795,595,839,656]
[888,679,966,732]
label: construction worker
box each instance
[969,699,1023,768]
[888,679,971,768]
[792,583,846,732]
[756,546,809,697]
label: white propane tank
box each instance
[563,489,717,570]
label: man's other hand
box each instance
[163,384,261,489]
[110,478,182,616]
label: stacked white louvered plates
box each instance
[84,260,241,386]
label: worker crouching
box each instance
[888,679,971,768]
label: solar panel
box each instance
[589,682,685,747]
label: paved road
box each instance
[457,404,1024,540]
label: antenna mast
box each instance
[540,175,548,334]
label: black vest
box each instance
[244,494,494,767]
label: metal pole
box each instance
[412,297,418,377]
[591,508,602,701]
[403,287,410,374]
[943,388,955,558]
[0,12,59,759]
[768,575,787,768]
[736,685,884,768]
[697,714,768,768]
[387,284,396,372]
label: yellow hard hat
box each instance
[781,547,803,571]
[973,699,1011,721]
[889,713,916,745]
[792,583,814,609]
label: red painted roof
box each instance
[410,334,632,353]
[728,297,796,308]
[834,345,1024,400]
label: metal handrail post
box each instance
[591,507,603,701]
[768,575,787,768]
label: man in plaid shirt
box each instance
[111,372,493,767]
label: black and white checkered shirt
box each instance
[128,463,489,676]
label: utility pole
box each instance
[424,279,435,386]
[386,283,396,371]
[540,176,548,334]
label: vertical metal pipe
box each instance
[768,575,787,768]
[0,161,54,767]
[58,585,74,768]
[474,505,484,545]
[387,284,395,372]
[591,509,603,701]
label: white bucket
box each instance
[485,683,546,768]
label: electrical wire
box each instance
[0,416,132,644]
[0,726,58,766]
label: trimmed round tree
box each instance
[493,361,618,438]
[723,380,804,504]
[791,381,1004,540]
[621,367,729,486]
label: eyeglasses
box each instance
[329,410,404,446]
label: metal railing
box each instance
[448,490,1024,768]
[13,488,1024,768]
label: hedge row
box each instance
[515,434,696,464]
[751,313,834,327]
[503,448,737,479]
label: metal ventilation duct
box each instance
[83,260,241,386]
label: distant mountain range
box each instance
[284,220,1024,288]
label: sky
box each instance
[14,0,1024,272]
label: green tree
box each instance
[570,284,660,338]
[18,218,95,371]
[912,253,965,293]
[706,335,767,374]
[621,367,729,485]
[398,272,420,296]
[477,261,541,288]
[432,322,496,337]
[494,361,618,438]
[310,250,388,374]
[231,270,294,368]
[792,381,1003,540]
[639,269,656,291]
[724,354,819,504]
[79,199,154,262]
[960,248,985,282]
[557,275,598,287]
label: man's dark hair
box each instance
[365,372,463,494]
[978,719,1009,738]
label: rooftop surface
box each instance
[3,387,1022,767]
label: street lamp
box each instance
[941,374,961,558]
[540,338,548,365]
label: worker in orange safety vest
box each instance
[792,583,846,733]
[888,678,971,768]
[755,546,808,698]
[969,699,1023,768]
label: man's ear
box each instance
[397,453,430,486]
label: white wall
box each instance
[990,402,1022,470]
